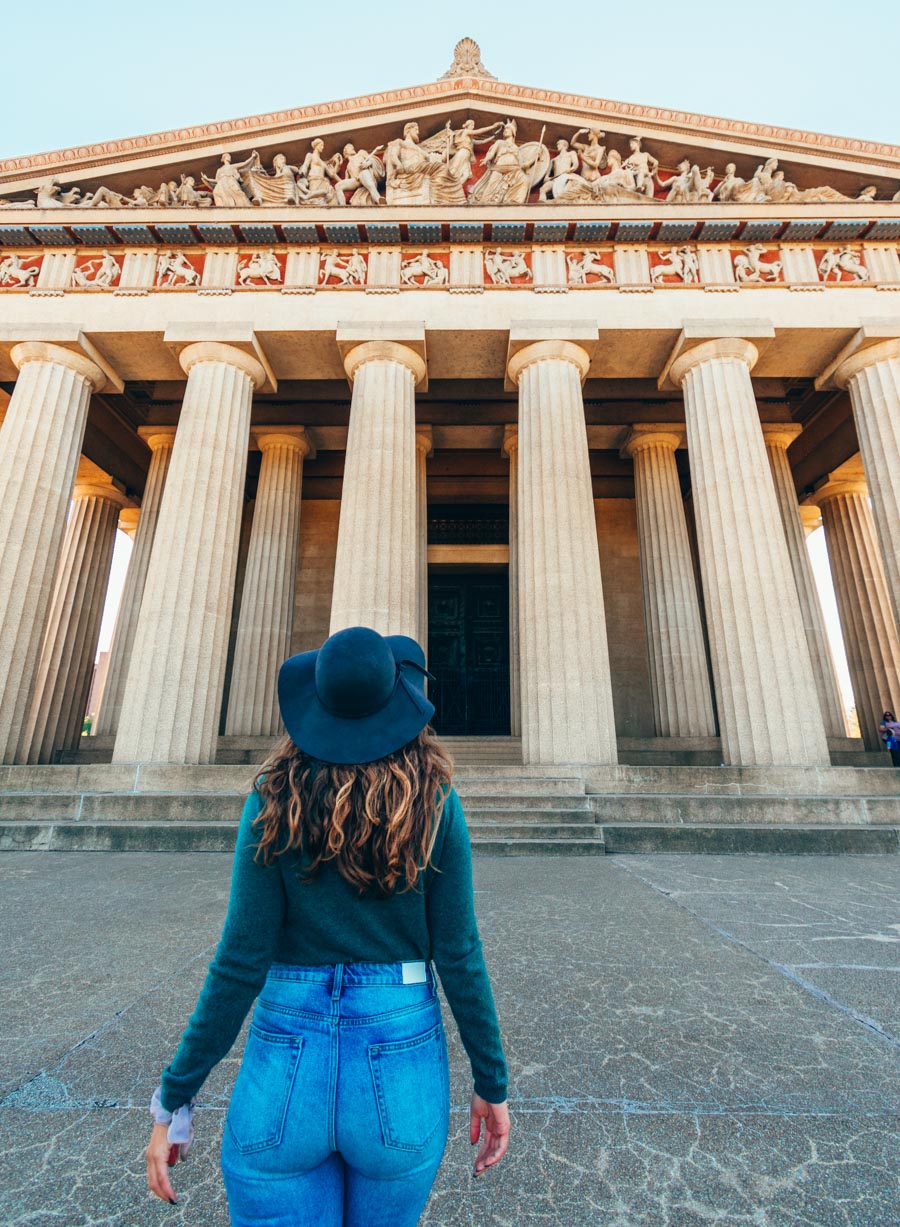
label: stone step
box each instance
[585,764,900,798]
[468,821,602,839]
[453,777,586,797]
[599,824,900,855]
[0,822,605,856]
[590,794,900,825]
[2,821,894,856]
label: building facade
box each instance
[1,40,899,779]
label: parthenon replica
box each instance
[1,39,898,852]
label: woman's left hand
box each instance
[146,1123,178,1204]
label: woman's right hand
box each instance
[470,1092,510,1175]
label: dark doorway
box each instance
[428,571,510,736]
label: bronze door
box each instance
[428,572,510,736]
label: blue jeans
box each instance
[221,962,450,1227]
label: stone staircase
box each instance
[1,755,899,854]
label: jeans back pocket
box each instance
[226,1024,303,1154]
[368,1022,446,1152]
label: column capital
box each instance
[251,426,315,459]
[815,324,900,390]
[667,338,760,389]
[137,425,177,452]
[501,424,518,458]
[415,425,434,456]
[813,459,868,504]
[72,458,133,509]
[798,505,823,536]
[10,341,108,392]
[621,424,685,459]
[506,340,591,387]
[177,341,267,390]
[342,340,427,388]
[118,507,141,538]
[833,337,900,389]
[761,422,803,451]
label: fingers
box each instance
[469,1105,483,1146]
[146,1128,177,1204]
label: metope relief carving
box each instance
[817,248,868,283]
[485,249,532,286]
[400,251,449,287]
[650,247,701,284]
[156,250,202,287]
[237,250,284,286]
[70,251,121,288]
[319,249,367,286]
[0,253,41,287]
[567,251,616,285]
[733,245,783,284]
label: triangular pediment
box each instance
[1,59,899,210]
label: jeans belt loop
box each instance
[331,963,344,1001]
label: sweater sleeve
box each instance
[426,787,508,1103]
[160,791,286,1112]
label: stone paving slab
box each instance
[0,853,897,1225]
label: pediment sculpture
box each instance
[1,121,895,210]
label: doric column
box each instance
[0,342,107,762]
[622,426,716,737]
[799,505,823,538]
[18,464,130,763]
[330,341,425,639]
[833,340,900,630]
[814,465,900,751]
[93,428,176,737]
[225,427,313,737]
[502,426,521,737]
[113,342,265,763]
[508,342,617,764]
[669,339,830,766]
[416,426,433,653]
[763,425,847,738]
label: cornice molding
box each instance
[3,76,900,187]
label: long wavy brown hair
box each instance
[253,726,453,897]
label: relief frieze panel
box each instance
[0,243,895,294]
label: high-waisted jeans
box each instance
[221,962,450,1227]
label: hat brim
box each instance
[277,635,435,765]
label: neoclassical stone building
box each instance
[1,40,899,810]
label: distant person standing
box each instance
[879,710,900,766]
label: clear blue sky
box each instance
[3,1,899,160]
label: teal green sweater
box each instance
[160,786,508,1109]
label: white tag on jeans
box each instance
[402,961,427,984]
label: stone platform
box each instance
[1,760,899,855]
[1,852,897,1226]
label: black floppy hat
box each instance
[277,626,435,765]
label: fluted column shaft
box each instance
[225,429,312,736]
[509,342,617,765]
[502,426,521,737]
[0,343,106,762]
[817,475,900,750]
[330,342,425,639]
[624,430,716,737]
[835,341,900,631]
[671,339,830,766]
[19,478,128,762]
[764,427,846,738]
[94,429,176,736]
[416,427,433,654]
[113,343,264,763]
